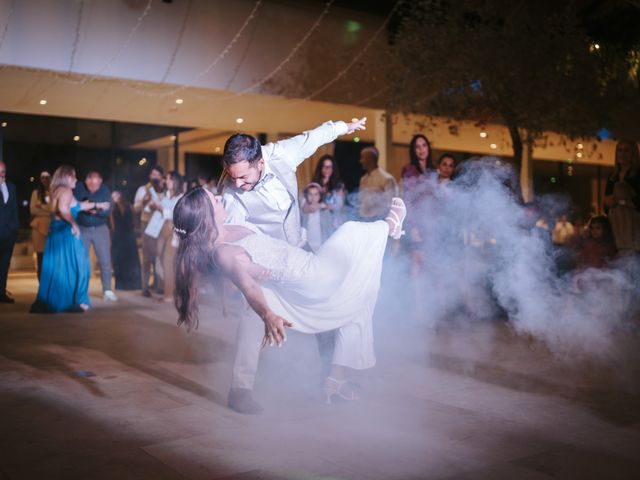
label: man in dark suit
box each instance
[0,160,19,303]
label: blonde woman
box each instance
[29,171,51,280]
[31,165,109,313]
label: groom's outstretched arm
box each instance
[264,117,367,170]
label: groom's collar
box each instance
[254,160,276,190]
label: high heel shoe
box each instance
[323,377,359,404]
[385,197,406,239]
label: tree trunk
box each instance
[507,124,534,203]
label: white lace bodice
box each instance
[231,232,312,283]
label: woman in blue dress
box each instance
[31,165,110,313]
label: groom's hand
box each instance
[346,117,367,134]
[261,311,293,348]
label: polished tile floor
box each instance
[1,272,639,479]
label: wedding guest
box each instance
[436,153,455,185]
[31,165,107,313]
[110,190,141,290]
[156,171,183,302]
[0,160,19,303]
[552,214,575,246]
[358,146,398,221]
[134,165,165,297]
[29,171,51,280]
[74,170,117,301]
[575,216,617,269]
[309,154,346,225]
[401,139,437,297]
[604,140,640,255]
[400,134,433,193]
[300,182,334,253]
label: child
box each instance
[300,182,335,252]
[575,216,617,269]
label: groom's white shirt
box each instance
[223,120,348,246]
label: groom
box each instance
[221,117,367,414]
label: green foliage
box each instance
[388,0,640,143]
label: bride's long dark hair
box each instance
[173,187,218,331]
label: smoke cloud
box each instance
[373,157,639,361]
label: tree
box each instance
[387,0,640,200]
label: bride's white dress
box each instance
[228,220,389,369]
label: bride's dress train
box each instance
[228,220,390,370]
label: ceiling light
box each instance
[175,98,184,104]
[576,143,583,149]
[235,117,244,124]
[138,157,148,166]
[73,135,80,142]
[170,135,177,141]
[490,143,497,149]
[576,152,583,158]
[214,146,221,152]
[1,122,7,127]
[479,131,488,138]
[29,176,35,182]
[39,99,47,105]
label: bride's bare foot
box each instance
[385,197,406,239]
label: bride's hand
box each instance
[261,311,293,348]
[346,117,367,134]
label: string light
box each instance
[160,0,194,83]
[68,0,85,74]
[354,86,389,105]
[122,0,264,97]
[86,0,153,83]
[52,0,154,86]
[208,0,335,102]
[10,0,392,113]
[292,0,400,104]
[0,0,16,53]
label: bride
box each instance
[173,187,406,403]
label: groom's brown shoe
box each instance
[228,388,263,414]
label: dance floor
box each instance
[1,272,639,479]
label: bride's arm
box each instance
[214,246,292,346]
